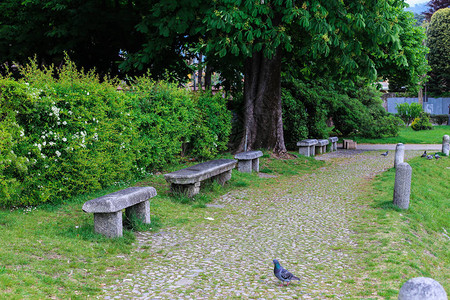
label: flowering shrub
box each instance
[0,59,231,207]
[411,113,433,131]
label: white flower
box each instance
[20,130,25,137]
[55,151,61,157]
[62,138,67,142]
[87,92,90,95]
[62,121,67,125]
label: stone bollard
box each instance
[442,135,449,156]
[393,162,412,209]
[398,277,448,300]
[394,143,405,168]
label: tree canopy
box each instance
[427,7,450,94]
[0,0,430,153]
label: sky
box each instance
[405,0,427,6]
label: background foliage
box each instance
[427,8,450,95]
[395,102,424,126]
[281,77,401,149]
[0,59,231,207]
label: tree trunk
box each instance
[197,54,203,91]
[205,65,212,90]
[237,48,287,155]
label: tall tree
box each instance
[0,0,145,76]
[424,0,450,20]
[122,0,428,154]
[1,0,429,154]
[427,8,450,94]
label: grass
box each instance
[351,125,450,144]
[352,154,450,297]
[1,150,448,298]
[0,151,323,299]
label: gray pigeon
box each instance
[421,151,427,157]
[435,153,441,160]
[381,151,389,156]
[273,259,300,286]
[427,155,433,160]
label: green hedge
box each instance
[0,60,231,207]
[281,77,400,148]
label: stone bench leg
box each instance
[238,158,260,173]
[125,200,150,224]
[298,146,311,156]
[94,211,123,238]
[315,146,323,155]
[171,182,201,197]
[237,159,252,173]
[310,145,316,156]
[252,158,259,172]
[332,142,337,151]
[213,169,232,185]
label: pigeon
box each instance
[435,153,441,160]
[273,259,300,286]
[381,151,389,156]
[421,151,427,157]
[427,155,433,160]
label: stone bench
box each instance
[297,139,318,157]
[328,137,338,152]
[234,150,263,173]
[315,139,329,154]
[343,139,357,149]
[82,186,157,238]
[164,159,237,197]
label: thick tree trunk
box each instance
[237,48,287,155]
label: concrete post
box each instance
[394,143,405,168]
[393,162,412,209]
[442,135,449,156]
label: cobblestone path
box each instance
[102,150,415,299]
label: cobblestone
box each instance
[101,150,419,299]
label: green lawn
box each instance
[352,125,450,144]
[355,154,450,297]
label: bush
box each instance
[281,78,399,146]
[188,92,232,158]
[395,102,423,126]
[0,59,232,207]
[411,113,434,131]
[430,114,448,125]
[281,78,329,149]
[0,60,137,206]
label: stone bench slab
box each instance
[83,186,156,213]
[296,139,318,147]
[165,159,237,197]
[316,139,329,146]
[164,159,237,185]
[234,150,263,160]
